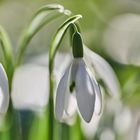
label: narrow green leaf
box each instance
[26,4,70,37]
[0,26,14,84]
[0,26,13,66]
[16,3,70,66]
[49,14,82,72]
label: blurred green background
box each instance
[1,0,140,140]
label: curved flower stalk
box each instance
[16,3,71,66]
[0,64,9,115]
[55,32,102,123]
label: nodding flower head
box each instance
[55,32,102,123]
[0,64,9,115]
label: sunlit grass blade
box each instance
[16,3,71,66]
[49,14,82,72]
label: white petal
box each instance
[61,93,77,125]
[55,67,70,121]
[85,47,121,98]
[65,93,77,116]
[75,59,95,122]
[94,85,102,115]
[0,64,9,114]
[11,64,49,112]
[58,59,79,119]
[87,68,102,115]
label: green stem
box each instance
[61,123,70,140]
[48,71,54,140]
[6,98,22,140]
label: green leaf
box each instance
[49,14,82,72]
[0,26,14,84]
[16,3,70,66]
[26,4,70,38]
[0,26,13,66]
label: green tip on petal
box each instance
[69,81,75,93]
[72,32,83,58]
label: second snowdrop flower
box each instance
[55,32,102,123]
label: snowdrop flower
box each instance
[55,32,102,123]
[0,64,9,115]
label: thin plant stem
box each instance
[48,70,54,140]
[61,123,70,140]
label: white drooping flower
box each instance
[55,32,102,123]
[11,31,120,125]
[0,64,9,115]
[55,57,102,122]
[55,32,121,123]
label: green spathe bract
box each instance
[72,32,83,58]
